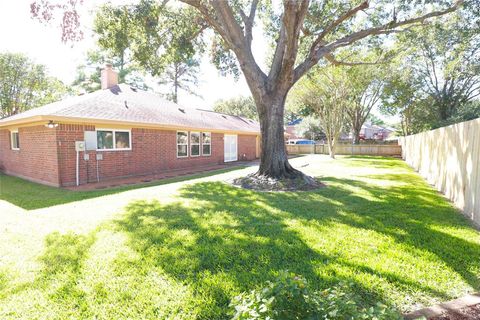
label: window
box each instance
[177,131,188,157]
[115,131,130,149]
[202,132,211,156]
[97,129,131,150]
[190,132,200,157]
[11,131,19,150]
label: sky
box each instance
[0,0,257,110]
[0,0,395,124]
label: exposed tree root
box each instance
[232,170,324,192]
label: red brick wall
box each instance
[56,124,95,187]
[238,135,257,161]
[0,124,259,187]
[65,129,226,186]
[0,126,60,186]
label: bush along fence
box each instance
[399,118,480,226]
[286,143,402,157]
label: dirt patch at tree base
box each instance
[232,173,325,191]
[430,304,480,320]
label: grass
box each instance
[1,156,480,319]
[0,166,244,210]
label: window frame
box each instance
[95,128,132,151]
[176,130,189,158]
[201,132,211,156]
[10,130,19,150]
[190,131,200,157]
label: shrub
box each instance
[230,271,402,320]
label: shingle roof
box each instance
[0,84,260,133]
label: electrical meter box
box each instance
[75,141,86,152]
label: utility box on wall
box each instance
[84,131,97,150]
[75,141,85,152]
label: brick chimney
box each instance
[101,64,118,89]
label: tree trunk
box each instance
[256,96,301,179]
[352,126,361,145]
[173,63,178,104]
[327,137,336,159]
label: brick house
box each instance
[0,65,260,187]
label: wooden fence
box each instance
[286,144,402,156]
[398,118,480,226]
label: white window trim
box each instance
[96,129,132,151]
[202,132,211,156]
[10,130,19,150]
[190,131,200,157]
[176,130,189,158]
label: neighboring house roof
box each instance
[0,84,260,134]
[361,123,392,132]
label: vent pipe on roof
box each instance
[101,64,118,90]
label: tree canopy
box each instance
[91,1,204,102]
[0,52,69,118]
[380,8,480,134]
[213,95,258,120]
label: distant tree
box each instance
[381,12,480,133]
[213,96,257,120]
[367,114,386,126]
[345,62,385,144]
[93,4,133,73]
[0,52,69,118]
[295,116,324,141]
[158,59,201,103]
[92,2,203,103]
[380,68,423,135]
[292,67,351,158]
[71,50,149,94]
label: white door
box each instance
[224,134,238,162]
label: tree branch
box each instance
[239,0,258,49]
[181,0,267,98]
[294,0,463,83]
[310,1,369,53]
[273,0,309,91]
[324,53,389,66]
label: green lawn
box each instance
[1,156,479,319]
[0,166,244,210]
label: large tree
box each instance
[0,52,69,118]
[31,0,464,184]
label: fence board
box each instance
[286,144,402,157]
[399,118,480,225]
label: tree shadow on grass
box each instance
[7,159,473,319]
[0,232,97,318]
[177,179,480,309]
[114,196,391,319]
[318,176,480,289]
[112,169,480,318]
